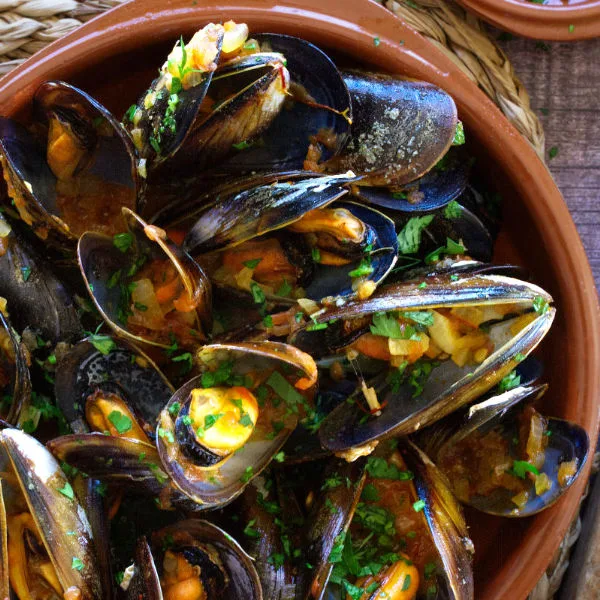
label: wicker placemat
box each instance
[0,0,579,598]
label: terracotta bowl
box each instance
[456,0,600,41]
[0,1,597,598]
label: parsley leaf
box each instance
[509,460,540,479]
[366,457,413,481]
[452,121,465,145]
[443,200,462,219]
[397,216,434,254]
[497,370,521,392]
[113,232,134,253]
[370,313,420,341]
[108,410,133,434]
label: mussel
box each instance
[0,81,139,248]
[55,337,173,437]
[318,441,473,599]
[156,341,317,508]
[124,21,290,180]
[0,427,103,599]
[125,519,262,599]
[320,71,457,188]
[420,383,589,517]
[291,274,555,455]
[0,305,30,424]
[78,208,212,349]
[184,174,398,303]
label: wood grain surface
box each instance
[495,29,600,600]
[497,33,600,291]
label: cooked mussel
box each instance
[125,21,290,179]
[126,519,262,599]
[184,174,397,302]
[322,441,473,599]
[353,146,471,214]
[217,33,352,175]
[156,341,317,508]
[0,212,83,344]
[0,427,103,599]
[55,337,173,437]
[78,208,212,349]
[322,72,457,188]
[290,274,555,454]
[421,383,589,517]
[0,305,30,425]
[0,81,138,247]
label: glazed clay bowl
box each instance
[456,0,600,41]
[0,1,598,598]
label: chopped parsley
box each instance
[533,296,550,315]
[113,232,134,253]
[243,258,262,269]
[443,200,462,219]
[107,410,132,435]
[397,215,433,254]
[412,499,425,512]
[509,460,540,479]
[240,465,254,483]
[71,557,84,571]
[370,312,420,341]
[452,121,465,145]
[58,481,74,500]
[366,457,413,481]
[424,237,466,264]
[348,257,374,279]
[497,370,521,393]
[20,266,32,281]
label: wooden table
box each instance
[496,30,600,600]
[497,34,600,291]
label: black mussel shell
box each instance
[353,146,471,213]
[216,33,352,174]
[289,276,555,452]
[0,213,82,344]
[123,24,224,170]
[331,72,457,187]
[156,342,317,509]
[55,338,173,435]
[78,208,212,349]
[427,385,589,518]
[183,173,355,255]
[0,309,30,425]
[0,428,104,597]
[0,81,138,247]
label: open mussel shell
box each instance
[128,519,262,599]
[46,432,200,513]
[290,275,556,452]
[302,201,398,301]
[415,383,549,467]
[298,458,367,600]
[330,72,457,187]
[426,385,589,518]
[55,337,173,435]
[0,213,83,343]
[183,173,355,254]
[0,309,30,425]
[400,440,475,600]
[232,476,297,599]
[123,24,224,171]
[0,81,138,247]
[78,207,212,349]
[353,146,471,213]
[0,428,103,598]
[163,49,289,174]
[156,341,317,509]
[216,33,352,174]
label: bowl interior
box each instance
[0,2,597,598]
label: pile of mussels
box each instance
[0,21,590,600]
